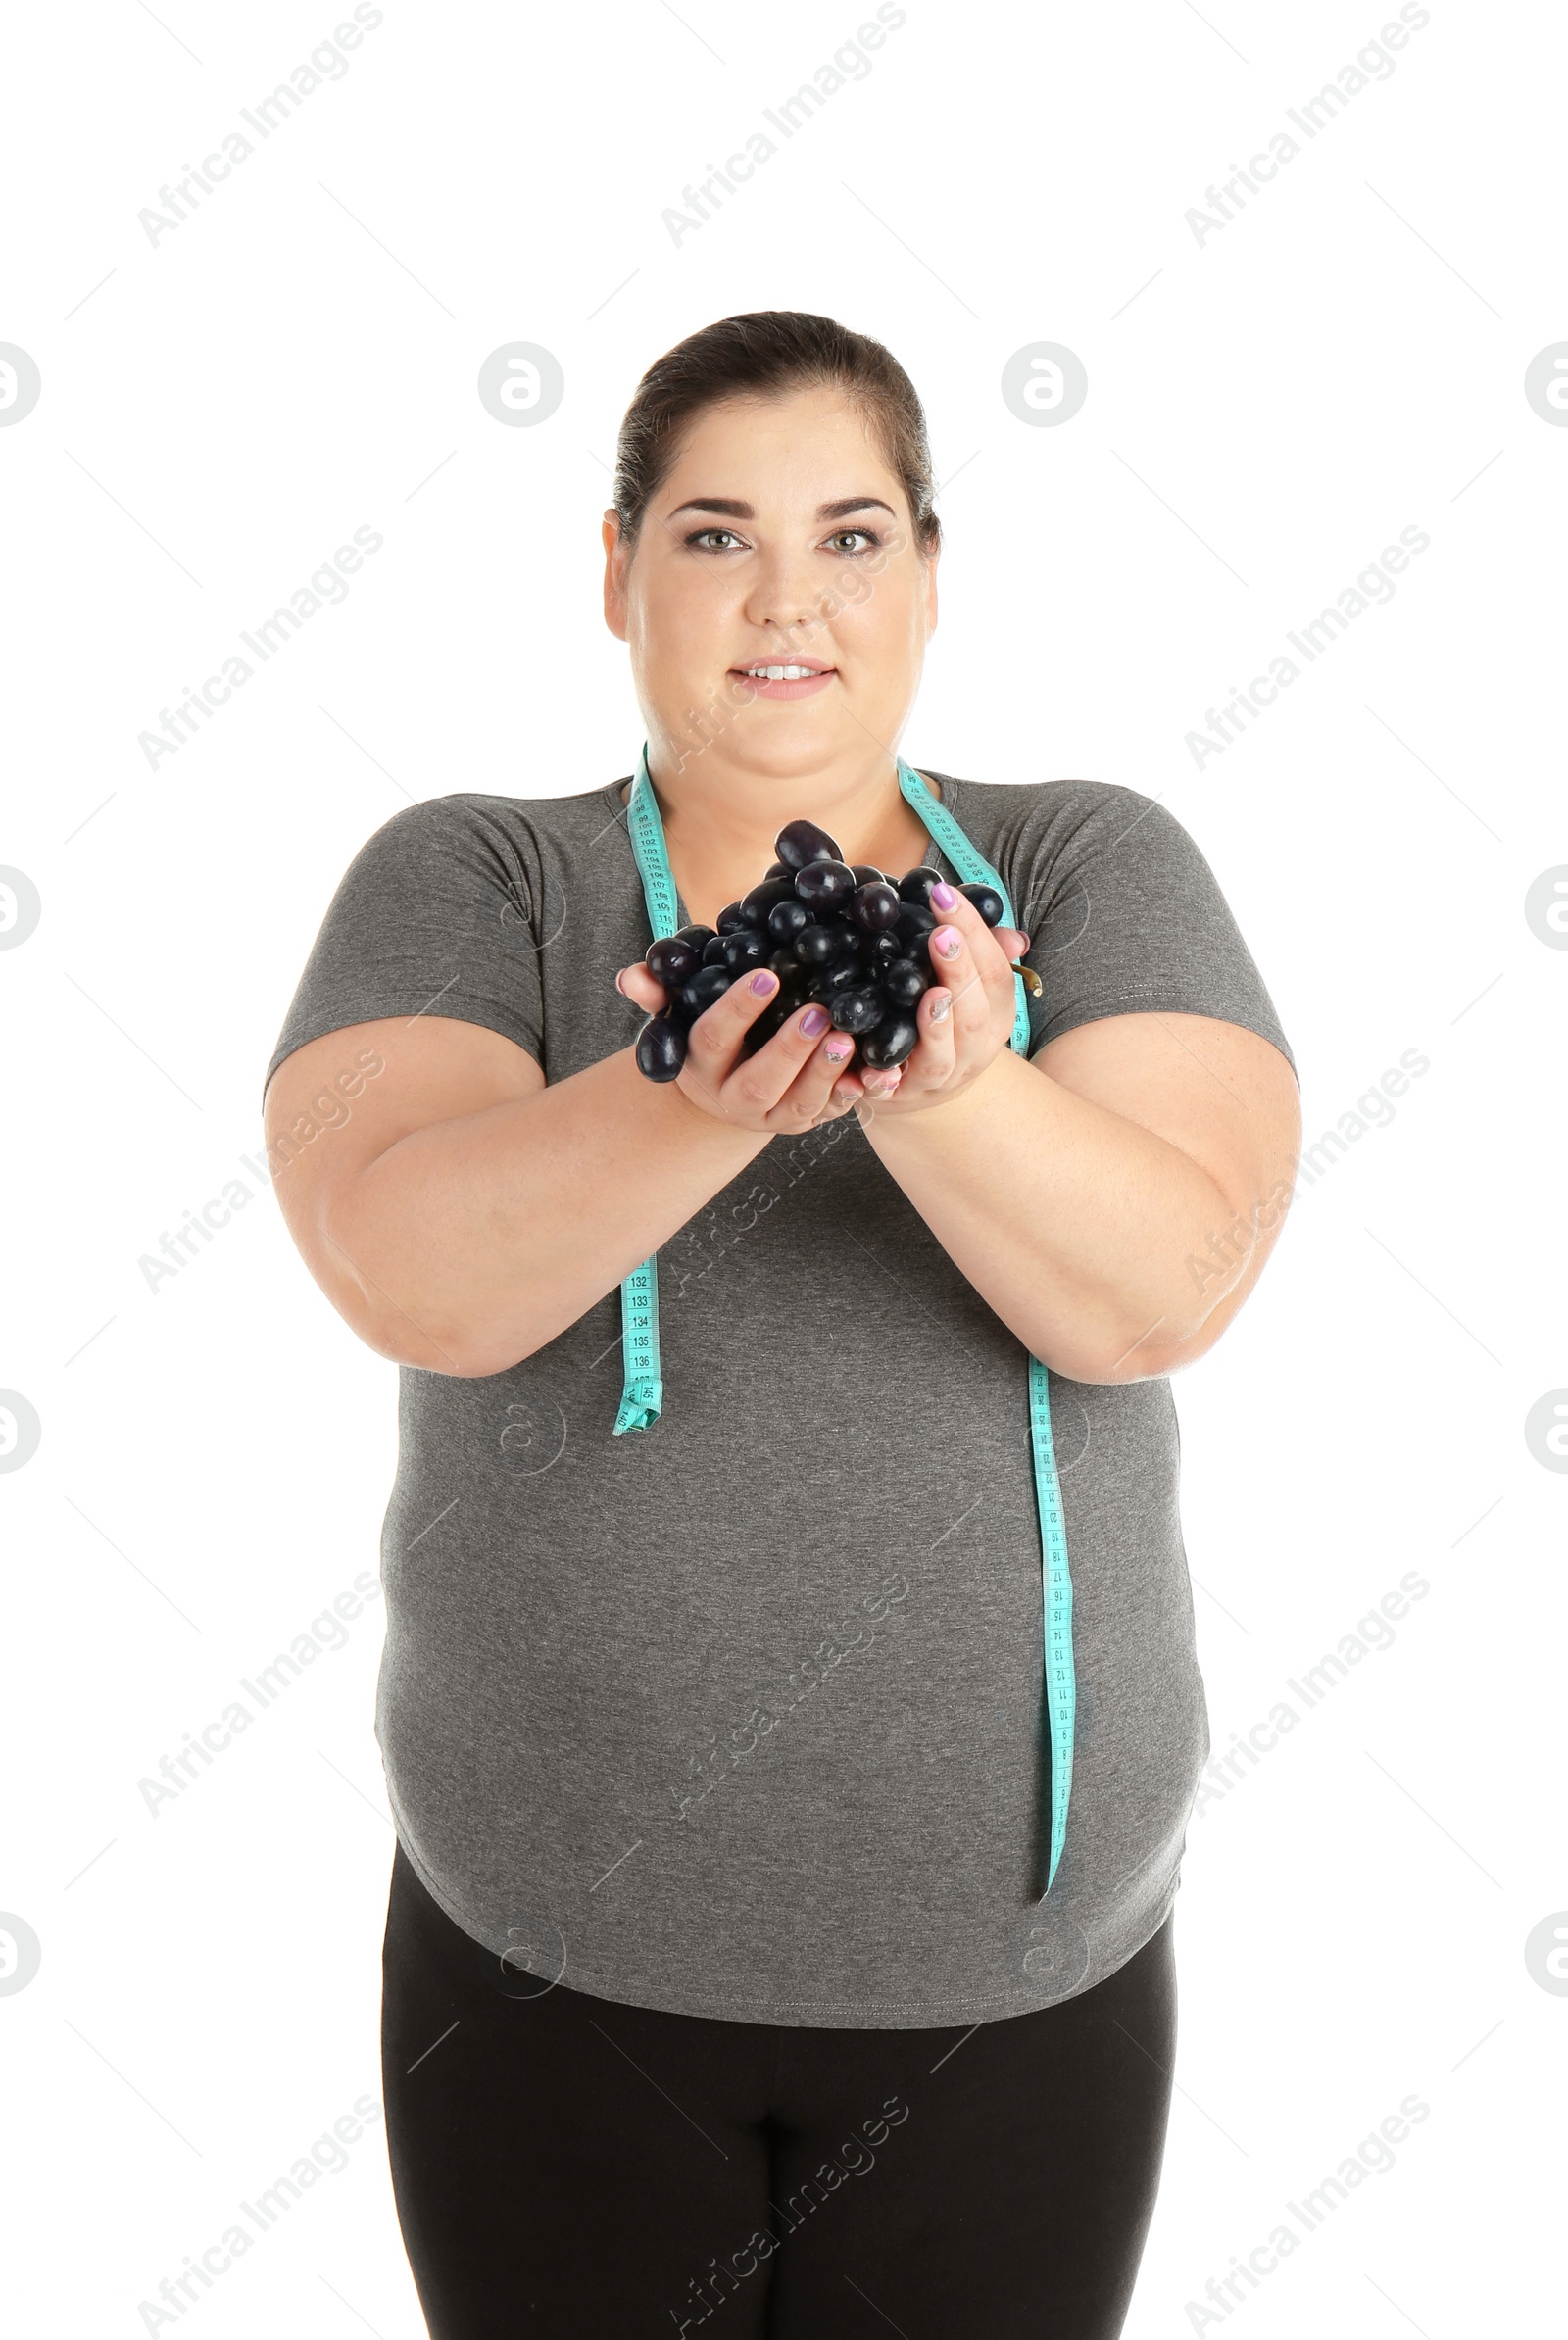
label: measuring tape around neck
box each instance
[615,745,1075,1898]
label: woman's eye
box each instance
[825,530,878,555]
[688,528,744,552]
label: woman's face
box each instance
[603,383,938,787]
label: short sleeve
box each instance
[263,795,548,1102]
[1001,783,1297,1080]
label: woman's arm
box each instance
[606,880,1300,1385]
[861,1003,1301,1384]
[265,978,859,1378]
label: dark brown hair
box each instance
[612,311,940,557]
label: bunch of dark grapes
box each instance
[634,816,1004,1084]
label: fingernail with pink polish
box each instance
[934,926,961,958]
[824,1040,852,1062]
[751,970,776,996]
[930,880,956,910]
[801,1005,828,1037]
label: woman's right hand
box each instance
[615,961,888,1130]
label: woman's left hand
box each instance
[858,881,1028,1115]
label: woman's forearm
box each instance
[861,1045,1250,1383]
[327,1047,769,1376]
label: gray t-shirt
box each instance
[265,769,1296,2026]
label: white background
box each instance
[2,0,1562,2331]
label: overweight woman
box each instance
[264,311,1300,2337]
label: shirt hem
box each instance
[389,1812,1180,2031]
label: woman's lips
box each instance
[730,665,837,701]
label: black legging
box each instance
[381,1840,1176,2337]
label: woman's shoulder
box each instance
[353,781,627,853]
[933,769,1184,863]
[324,784,632,903]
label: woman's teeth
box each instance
[742,665,823,680]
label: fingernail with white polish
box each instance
[928,993,952,1023]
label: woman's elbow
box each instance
[315,1198,532,1378]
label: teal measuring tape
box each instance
[895,756,1076,1894]
[615,745,1075,1896]
[614,752,680,1433]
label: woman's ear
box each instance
[602,511,630,641]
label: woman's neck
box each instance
[628,750,943,933]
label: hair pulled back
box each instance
[612,311,940,556]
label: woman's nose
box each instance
[743,553,826,639]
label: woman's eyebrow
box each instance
[665,495,897,521]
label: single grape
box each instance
[865,931,904,969]
[882,956,931,1008]
[795,858,858,914]
[959,881,1005,926]
[766,897,812,946]
[716,900,748,934]
[681,965,733,1015]
[720,929,769,974]
[769,947,807,982]
[646,935,699,990]
[636,1012,689,1081]
[702,933,729,966]
[762,861,791,881]
[774,817,842,871]
[849,863,883,888]
[898,866,942,906]
[851,880,902,933]
[860,1009,920,1070]
[795,919,854,966]
[675,922,716,952]
[829,985,885,1035]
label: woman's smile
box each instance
[730,656,837,700]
